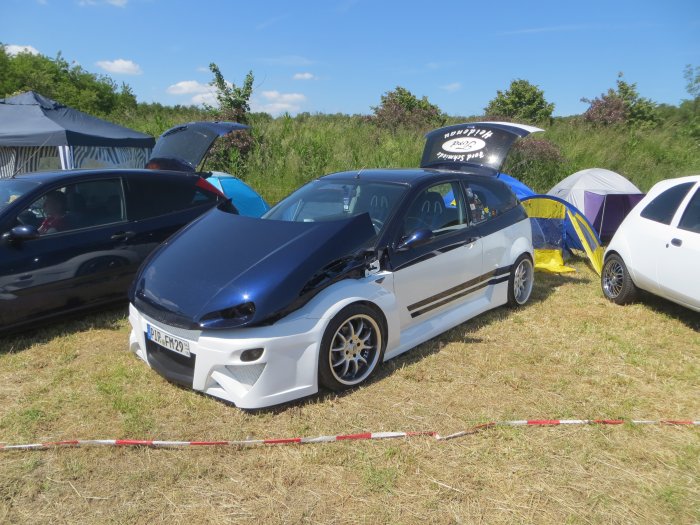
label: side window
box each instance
[402,182,467,236]
[126,176,216,220]
[465,179,518,225]
[19,179,126,235]
[678,187,700,233]
[640,182,694,225]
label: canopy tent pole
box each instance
[58,145,74,170]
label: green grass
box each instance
[0,262,698,524]
[116,110,700,202]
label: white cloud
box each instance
[166,80,220,105]
[4,44,40,56]
[166,80,211,95]
[253,91,306,116]
[293,72,316,81]
[192,92,218,106]
[441,82,462,93]
[96,58,142,75]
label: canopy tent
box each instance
[548,168,644,242]
[0,91,154,177]
[521,195,604,275]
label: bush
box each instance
[203,64,255,174]
[502,138,565,192]
[582,74,658,128]
[372,86,445,131]
[485,79,555,123]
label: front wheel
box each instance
[508,254,534,307]
[318,304,385,392]
[601,254,638,305]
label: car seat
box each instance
[405,191,445,232]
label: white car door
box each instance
[389,181,483,330]
[656,183,700,308]
[629,181,697,295]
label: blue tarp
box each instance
[496,173,535,200]
[206,172,269,218]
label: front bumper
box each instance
[128,303,324,409]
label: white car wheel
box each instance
[319,304,384,391]
[601,254,638,305]
[508,254,534,307]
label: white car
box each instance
[602,175,700,311]
[127,122,538,409]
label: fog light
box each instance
[240,348,264,362]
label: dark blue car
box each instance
[0,168,226,334]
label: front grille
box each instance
[145,336,196,387]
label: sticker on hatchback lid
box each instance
[147,324,191,357]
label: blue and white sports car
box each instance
[128,122,539,408]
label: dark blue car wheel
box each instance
[318,304,385,391]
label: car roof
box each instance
[10,168,200,186]
[645,174,700,199]
[319,167,499,186]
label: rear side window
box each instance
[126,175,217,220]
[640,182,694,225]
[678,187,700,233]
[463,179,518,225]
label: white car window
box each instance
[640,182,694,225]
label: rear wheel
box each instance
[601,254,638,304]
[508,254,534,307]
[318,304,385,392]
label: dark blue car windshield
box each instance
[0,179,39,211]
[263,180,407,230]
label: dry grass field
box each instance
[1,261,698,524]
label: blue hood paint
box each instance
[131,207,376,328]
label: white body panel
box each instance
[605,175,700,312]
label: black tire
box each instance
[601,254,638,305]
[507,254,534,307]
[318,304,385,392]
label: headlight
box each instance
[199,301,256,329]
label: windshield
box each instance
[0,179,39,211]
[263,179,408,232]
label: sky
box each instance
[3,0,700,117]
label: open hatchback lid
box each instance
[420,121,544,174]
[148,121,249,170]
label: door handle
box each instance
[670,238,682,247]
[111,231,135,241]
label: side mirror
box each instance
[396,228,433,251]
[3,224,40,243]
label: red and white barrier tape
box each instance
[1,419,697,451]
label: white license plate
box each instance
[147,324,191,357]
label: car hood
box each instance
[131,207,376,329]
[421,121,543,173]
[148,121,249,170]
